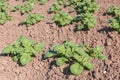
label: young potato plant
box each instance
[38,0,48,5]
[74,0,99,13]
[11,5,22,12]
[0,0,8,12]
[76,13,97,30]
[107,6,120,16]
[44,41,107,75]
[55,0,80,6]
[2,36,44,66]
[12,0,47,13]
[49,2,61,13]
[21,0,37,14]
[55,0,65,5]
[65,0,81,6]
[50,0,80,12]
[71,0,99,31]
[107,6,120,32]
[22,13,45,27]
[0,0,12,24]
[53,12,73,27]
[108,16,120,33]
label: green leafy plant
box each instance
[72,0,99,31]
[49,0,80,13]
[22,13,45,27]
[49,2,61,13]
[53,12,73,27]
[44,41,107,75]
[55,0,79,6]
[55,0,64,5]
[108,16,120,32]
[65,0,81,6]
[21,0,37,14]
[74,0,99,13]
[38,0,48,5]
[76,13,97,30]
[0,0,12,24]
[0,12,12,24]
[0,0,8,12]
[2,36,44,66]
[107,6,120,32]
[107,6,120,16]
[11,5,22,12]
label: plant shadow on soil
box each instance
[97,26,115,33]
[73,26,89,33]
[0,54,7,57]
[41,54,71,76]
[18,22,26,27]
[0,54,25,66]
[49,61,71,76]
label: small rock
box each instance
[103,71,107,74]
[106,39,112,46]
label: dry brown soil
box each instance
[0,0,120,80]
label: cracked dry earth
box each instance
[0,0,120,80]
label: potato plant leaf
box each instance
[56,57,68,66]
[70,62,84,75]
[2,45,13,54]
[20,53,32,66]
[98,53,107,60]
[44,50,57,59]
[83,62,94,70]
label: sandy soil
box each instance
[0,0,120,80]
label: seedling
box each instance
[38,0,48,5]
[72,0,99,30]
[76,13,97,30]
[11,5,22,12]
[22,13,45,27]
[0,0,8,12]
[53,12,73,27]
[44,41,107,75]
[108,16,120,32]
[49,2,61,13]
[21,0,37,14]
[107,6,120,16]
[49,0,80,13]
[55,0,78,6]
[74,0,99,13]
[2,36,44,66]
[0,0,12,24]
[107,6,120,32]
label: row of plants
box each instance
[2,0,120,76]
[49,0,99,30]
[11,0,48,13]
[1,36,107,75]
[0,0,46,26]
[0,0,120,33]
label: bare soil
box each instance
[0,0,120,80]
